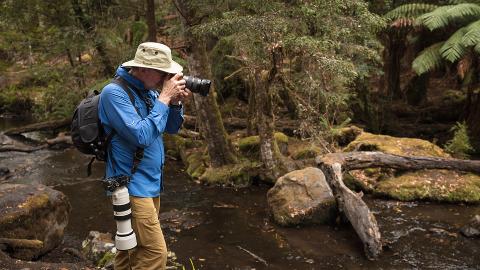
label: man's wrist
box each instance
[169,100,182,108]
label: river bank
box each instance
[1,116,479,269]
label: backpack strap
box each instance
[109,77,145,175]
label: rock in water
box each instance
[82,231,115,268]
[0,183,71,260]
[267,167,337,226]
[460,215,480,238]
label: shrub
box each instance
[445,122,474,159]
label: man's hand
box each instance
[157,73,185,105]
[170,88,192,106]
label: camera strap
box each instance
[109,77,145,175]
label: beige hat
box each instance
[122,42,183,74]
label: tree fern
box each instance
[417,3,480,31]
[461,19,480,46]
[440,26,469,62]
[412,42,445,75]
[384,3,438,20]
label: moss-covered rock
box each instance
[199,160,259,187]
[0,183,71,260]
[344,132,449,158]
[237,132,289,157]
[291,145,323,160]
[343,132,480,203]
[375,170,480,203]
[185,150,208,179]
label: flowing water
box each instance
[1,117,479,269]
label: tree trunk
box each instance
[71,0,114,76]
[145,0,157,42]
[174,0,237,167]
[4,118,70,136]
[466,90,480,151]
[246,80,257,136]
[383,31,405,100]
[255,70,285,180]
[278,76,300,119]
[405,73,429,106]
[319,162,382,260]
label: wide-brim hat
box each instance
[122,42,183,74]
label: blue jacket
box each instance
[98,66,183,197]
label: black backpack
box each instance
[71,77,146,176]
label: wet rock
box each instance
[81,231,115,267]
[267,167,337,226]
[160,209,204,232]
[460,215,480,238]
[0,183,71,260]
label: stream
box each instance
[1,117,479,269]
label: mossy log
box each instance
[4,118,70,135]
[316,151,480,260]
[318,151,480,173]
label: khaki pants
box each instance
[114,196,167,270]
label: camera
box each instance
[184,75,211,96]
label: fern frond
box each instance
[440,26,469,62]
[384,3,438,20]
[418,4,480,31]
[412,42,444,75]
[461,19,480,46]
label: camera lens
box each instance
[184,75,211,96]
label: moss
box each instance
[23,193,50,213]
[238,132,289,157]
[199,161,259,187]
[291,146,323,160]
[97,251,115,267]
[344,132,449,157]
[375,170,480,203]
[185,151,207,179]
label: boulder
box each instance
[0,183,71,260]
[267,167,337,226]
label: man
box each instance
[99,42,191,270]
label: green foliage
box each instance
[417,3,480,31]
[196,0,385,139]
[412,42,445,74]
[385,3,438,20]
[444,121,475,158]
[0,86,34,114]
[388,1,480,75]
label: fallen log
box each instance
[317,151,480,174]
[46,133,72,146]
[316,151,480,260]
[0,238,43,249]
[319,162,382,260]
[4,118,70,136]
[0,144,48,153]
